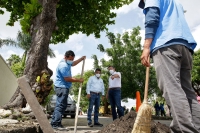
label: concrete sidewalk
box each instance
[54,126,100,133]
[0,115,172,133]
[52,115,172,133]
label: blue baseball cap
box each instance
[138,0,145,9]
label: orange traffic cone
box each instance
[136,91,141,112]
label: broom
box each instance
[132,59,152,133]
[74,58,85,133]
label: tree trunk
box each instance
[104,101,109,114]
[2,0,58,110]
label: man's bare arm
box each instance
[64,77,83,83]
[140,38,153,67]
[72,56,86,66]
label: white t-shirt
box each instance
[108,71,121,88]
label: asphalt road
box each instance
[50,115,172,133]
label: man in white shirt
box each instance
[106,66,124,120]
[86,68,105,127]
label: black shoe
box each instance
[52,126,63,130]
[94,122,103,127]
[59,124,64,128]
[88,122,93,127]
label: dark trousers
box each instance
[51,87,69,127]
[87,93,100,123]
[161,110,166,116]
[155,110,160,116]
[109,88,124,120]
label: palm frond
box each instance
[48,48,56,58]
[0,38,18,48]
[16,31,31,50]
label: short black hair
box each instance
[138,0,145,9]
[95,68,101,72]
[108,66,115,69]
[65,50,75,57]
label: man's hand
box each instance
[140,47,150,67]
[64,77,84,83]
[87,94,90,99]
[79,78,84,83]
[111,74,120,80]
[72,56,86,66]
[141,38,152,67]
[81,56,86,60]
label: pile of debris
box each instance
[99,111,170,133]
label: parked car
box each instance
[46,95,76,118]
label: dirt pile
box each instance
[99,111,170,133]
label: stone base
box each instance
[0,120,42,133]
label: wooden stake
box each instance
[18,76,54,133]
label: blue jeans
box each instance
[155,110,160,116]
[51,87,69,127]
[87,93,100,123]
[109,88,124,120]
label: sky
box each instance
[1,0,200,107]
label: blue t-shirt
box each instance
[144,0,197,53]
[54,59,72,89]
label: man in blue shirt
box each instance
[86,68,105,127]
[154,101,160,116]
[51,50,85,130]
[160,102,166,117]
[139,0,200,132]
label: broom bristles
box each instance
[132,102,152,133]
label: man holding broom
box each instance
[51,50,85,130]
[139,0,200,132]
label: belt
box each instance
[109,87,120,90]
[90,91,101,95]
[55,86,68,89]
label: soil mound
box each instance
[99,111,170,133]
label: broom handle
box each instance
[74,59,85,133]
[144,57,150,103]
[80,59,85,78]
